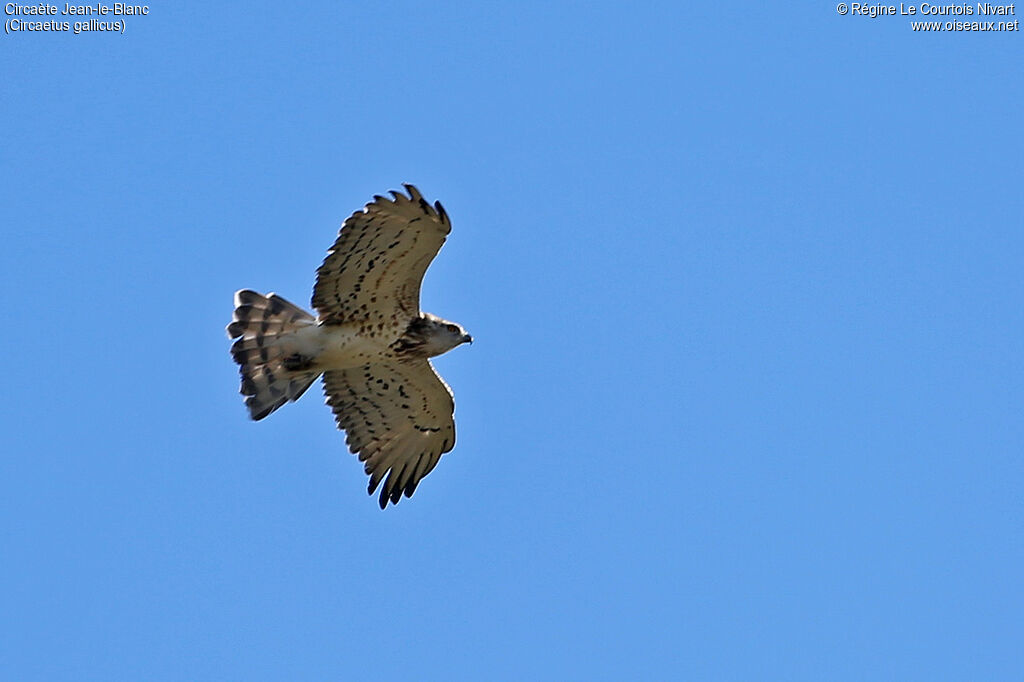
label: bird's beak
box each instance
[462,334,473,345]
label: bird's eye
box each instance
[446,324,458,333]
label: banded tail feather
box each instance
[227,290,320,421]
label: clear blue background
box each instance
[2,3,1021,680]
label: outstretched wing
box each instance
[312,184,452,326]
[323,359,456,508]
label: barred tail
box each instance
[227,289,321,421]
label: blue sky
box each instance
[2,2,1021,680]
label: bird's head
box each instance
[418,313,472,357]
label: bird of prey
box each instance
[227,184,472,509]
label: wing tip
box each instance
[434,200,449,224]
[345,184,449,233]
[402,183,423,201]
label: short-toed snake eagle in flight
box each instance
[227,185,471,508]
